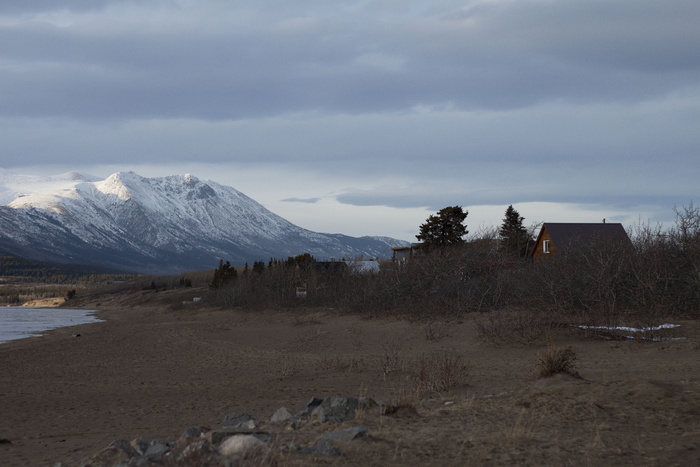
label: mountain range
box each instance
[0,170,409,274]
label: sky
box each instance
[1,0,698,241]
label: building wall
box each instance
[532,228,556,261]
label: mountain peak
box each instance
[0,170,409,273]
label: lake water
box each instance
[0,307,102,344]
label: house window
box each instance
[543,240,551,254]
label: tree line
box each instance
[0,256,135,285]
[205,203,699,330]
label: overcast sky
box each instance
[1,0,698,241]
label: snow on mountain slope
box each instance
[0,170,408,273]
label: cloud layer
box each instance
[1,0,698,239]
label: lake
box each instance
[0,306,102,344]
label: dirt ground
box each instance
[1,298,699,466]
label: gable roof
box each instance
[532,222,632,257]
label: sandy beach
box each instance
[1,303,699,466]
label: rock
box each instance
[176,439,217,465]
[144,441,170,458]
[222,412,252,427]
[182,426,205,438]
[207,429,269,445]
[82,439,138,465]
[300,443,343,457]
[218,435,268,458]
[299,425,367,458]
[358,397,379,411]
[270,407,293,423]
[131,456,160,467]
[305,396,324,413]
[318,426,368,446]
[222,413,260,429]
[130,438,151,455]
[316,395,360,423]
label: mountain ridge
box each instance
[0,170,408,273]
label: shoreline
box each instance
[0,305,104,345]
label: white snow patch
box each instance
[575,323,684,341]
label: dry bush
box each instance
[413,350,470,394]
[475,308,553,346]
[387,375,422,409]
[376,342,405,376]
[535,345,580,379]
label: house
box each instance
[531,222,632,261]
[391,244,422,262]
[391,246,413,261]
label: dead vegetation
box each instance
[535,345,581,379]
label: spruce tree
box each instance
[210,259,237,289]
[416,206,469,250]
[499,205,531,257]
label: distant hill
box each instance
[0,170,409,274]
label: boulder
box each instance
[316,395,373,423]
[270,407,293,423]
[318,426,368,446]
[144,441,170,458]
[222,413,260,429]
[300,443,343,457]
[130,438,151,455]
[181,426,205,438]
[207,428,269,445]
[82,439,138,466]
[218,435,268,458]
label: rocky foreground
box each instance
[77,395,379,466]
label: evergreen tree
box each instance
[252,261,265,274]
[416,206,469,249]
[499,205,531,257]
[210,259,238,289]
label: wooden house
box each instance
[531,222,632,261]
[391,246,414,262]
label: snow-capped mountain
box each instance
[0,170,408,273]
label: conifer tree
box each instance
[210,259,237,289]
[499,205,531,257]
[416,206,469,250]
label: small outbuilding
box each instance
[531,222,632,261]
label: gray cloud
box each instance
[0,0,698,238]
[282,197,321,204]
[2,1,699,120]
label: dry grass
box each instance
[376,342,405,376]
[535,345,581,379]
[413,350,471,394]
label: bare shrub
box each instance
[412,350,470,394]
[387,375,422,409]
[535,345,580,379]
[475,308,553,346]
[376,342,404,376]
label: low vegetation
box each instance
[535,345,580,379]
[201,204,699,338]
[43,204,698,346]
